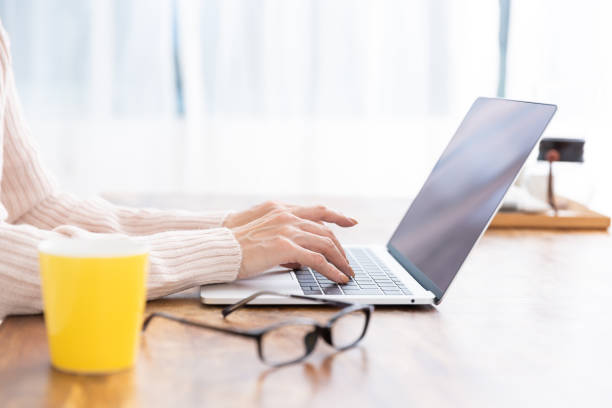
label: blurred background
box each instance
[0,1,610,213]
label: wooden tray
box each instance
[490,199,610,230]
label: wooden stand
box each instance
[491,198,610,230]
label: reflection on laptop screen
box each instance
[388,98,556,298]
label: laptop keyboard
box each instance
[295,247,412,296]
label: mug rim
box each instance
[39,235,150,258]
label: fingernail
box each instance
[341,274,350,283]
[349,217,358,225]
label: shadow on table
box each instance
[373,304,437,312]
[253,347,369,404]
[44,366,137,406]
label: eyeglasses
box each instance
[142,291,374,367]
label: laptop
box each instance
[201,97,557,305]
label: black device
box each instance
[537,138,584,163]
[537,137,585,212]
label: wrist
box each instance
[221,211,236,228]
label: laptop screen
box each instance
[387,98,556,301]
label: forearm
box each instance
[16,192,231,235]
[133,227,241,298]
[0,223,54,318]
[0,222,241,320]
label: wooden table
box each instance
[1,194,611,407]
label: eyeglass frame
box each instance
[142,290,374,367]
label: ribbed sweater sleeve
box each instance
[0,222,241,319]
[0,22,241,320]
[16,192,231,235]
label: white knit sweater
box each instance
[0,22,242,320]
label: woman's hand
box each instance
[224,201,358,283]
[224,201,358,230]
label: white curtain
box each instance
[0,0,185,193]
[179,0,498,118]
[0,1,608,209]
[175,0,498,196]
[0,0,175,118]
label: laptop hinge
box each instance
[386,244,443,302]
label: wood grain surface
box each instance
[491,198,611,230]
[1,194,610,408]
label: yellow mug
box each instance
[39,236,149,374]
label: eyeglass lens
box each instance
[260,323,318,366]
[330,309,368,349]
[259,309,368,365]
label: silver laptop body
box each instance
[201,98,557,306]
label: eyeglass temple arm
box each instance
[142,312,256,338]
[221,291,354,318]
